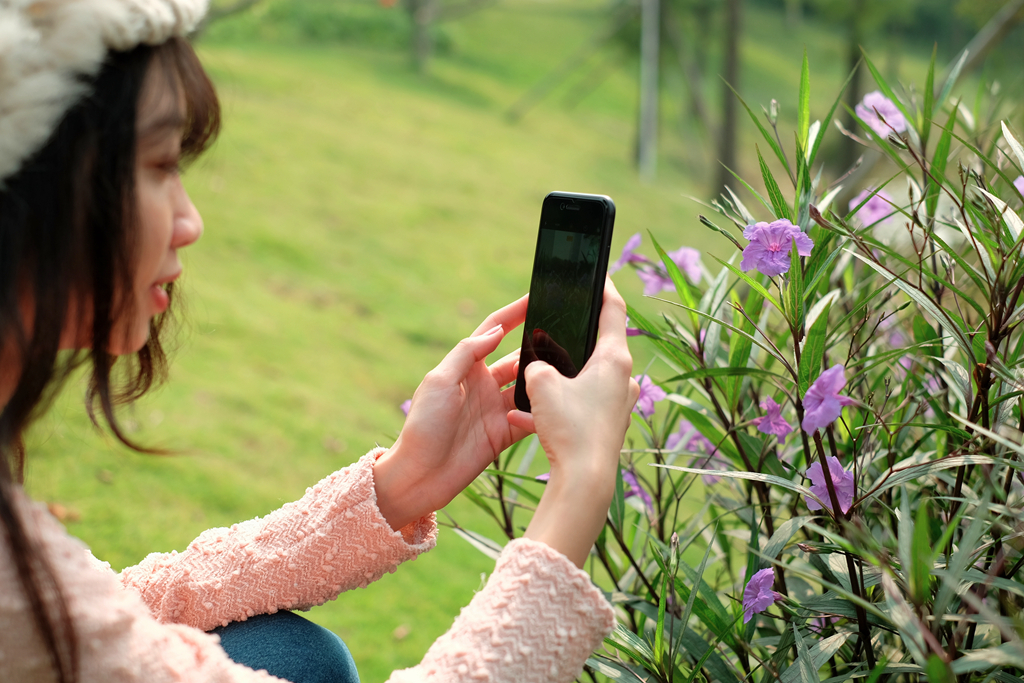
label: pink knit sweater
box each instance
[0,450,615,682]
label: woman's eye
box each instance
[156,159,182,175]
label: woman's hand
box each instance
[373,296,531,531]
[508,279,639,567]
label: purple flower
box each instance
[668,246,702,284]
[633,375,666,418]
[855,91,907,138]
[801,364,855,434]
[535,472,550,482]
[751,397,793,441]
[637,268,673,296]
[740,220,814,278]
[635,247,702,295]
[848,188,895,227]
[666,420,728,484]
[622,469,654,514]
[400,399,412,416]
[743,568,781,623]
[804,456,855,514]
[1014,176,1024,196]
[609,233,648,274]
[624,316,642,337]
[810,615,839,634]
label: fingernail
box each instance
[485,324,503,335]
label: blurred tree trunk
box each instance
[407,0,436,73]
[714,0,742,196]
[638,0,660,180]
[785,0,802,27]
[838,0,866,172]
[664,3,714,140]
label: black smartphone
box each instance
[514,191,616,412]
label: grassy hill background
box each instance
[21,1,992,680]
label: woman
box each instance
[0,1,639,682]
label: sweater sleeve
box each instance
[119,449,437,631]
[386,538,616,683]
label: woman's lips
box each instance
[150,283,170,313]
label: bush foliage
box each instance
[455,49,1024,682]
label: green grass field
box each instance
[20,1,957,679]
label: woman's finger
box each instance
[506,409,536,434]
[592,278,629,352]
[432,325,505,383]
[488,348,521,388]
[471,295,529,336]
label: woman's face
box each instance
[110,59,204,354]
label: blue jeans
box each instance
[211,611,360,683]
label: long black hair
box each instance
[0,37,220,683]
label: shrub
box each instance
[454,49,1024,682]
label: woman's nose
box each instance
[172,186,204,249]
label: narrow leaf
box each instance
[798,299,831,396]
[1003,121,1024,172]
[798,49,810,149]
[759,145,793,222]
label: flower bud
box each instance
[887,133,908,149]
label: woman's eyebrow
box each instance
[138,112,187,140]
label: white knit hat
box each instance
[0,0,208,183]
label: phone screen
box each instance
[515,193,614,412]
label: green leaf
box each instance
[610,466,625,531]
[861,50,913,125]
[654,554,668,661]
[625,303,690,368]
[798,299,831,396]
[663,366,785,384]
[655,464,814,499]
[758,145,793,222]
[949,643,1024,674]
[910,498,932,605]
[862,455,1009,502]
[762,516,813,564]
[922,44,937,150]
[925,104,956,218]
[848,251,973,359]
[459,486,503,527]
[699,214,743,251]
[779,631,853,683]
[802,239,844,297]
[946,415,1024,465]
[798,49,810,150]
[671,405,739,460]
[791,625,818,683]
[712,256,782,312]
[936,49,968,111]
[725,81,793,181]
[786,239,804,328]
[993,671,1024,683]
[586,656,649,683]
[656,301,792,372]
[912,315,941,357]
[622,596,741,683]
[678,533,714,656]
[674,564,736,648]
[926,656,953,683]
[608,623,655,663]
[651,232,700,329]
[808,62,859,170]
[727,285,763,407]
[1003,121,1024,173]
[451,527,503,560]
